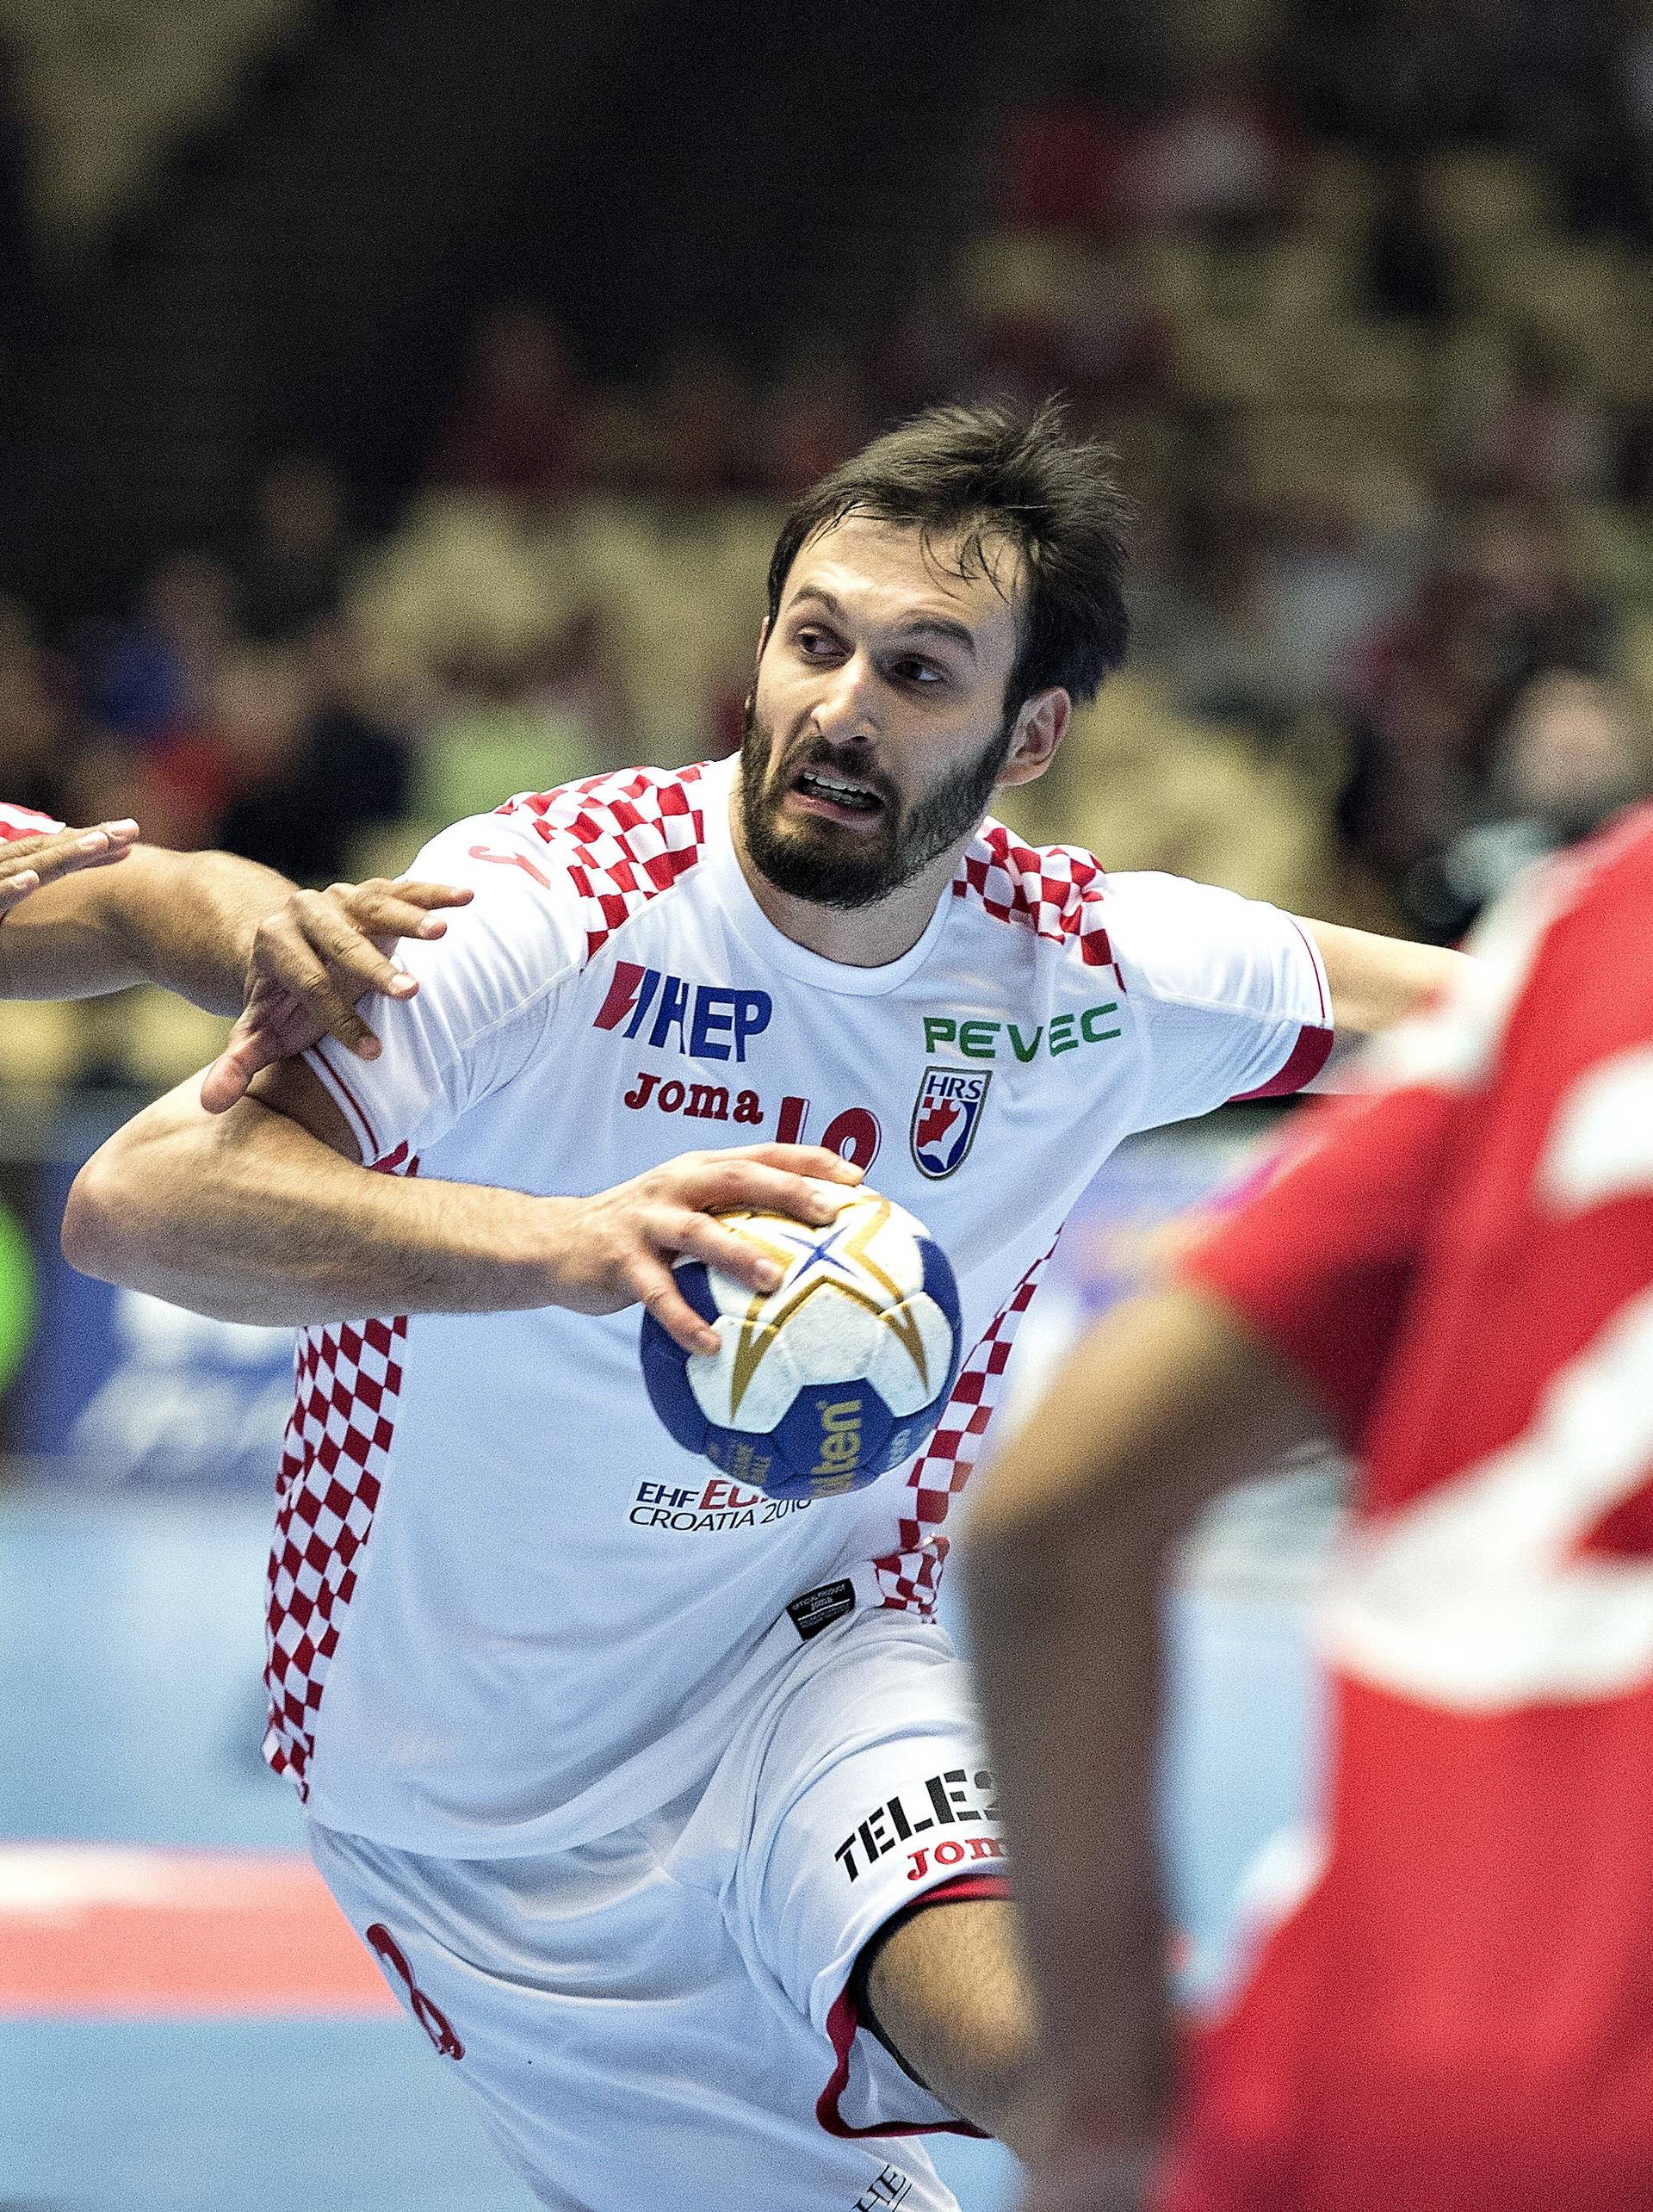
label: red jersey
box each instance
[0,802,61,842]
[1169,805,1653,2212]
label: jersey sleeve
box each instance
[303,812,590,1164]
[0,802,64,840]
[1103,871,1333,1128]
[1182,1083,1458,1443]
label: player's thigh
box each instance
[310,1817,960,2212]
[715,1609,1015,2137]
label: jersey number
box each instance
[776,1095,882,1171]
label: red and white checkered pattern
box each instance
[263,1147,416,1799]
[953,823,1119,976]
[263,1313,407,1797]
[0,801,62,841]
[498,764,709,961]
[874,1245,1055,1615]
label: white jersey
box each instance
[276,753,1329,1854]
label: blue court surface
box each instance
[0,1479,1331,2212]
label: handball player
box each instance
[67,400,1469,2211]
[964,807,1653,2210]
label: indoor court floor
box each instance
[1,1479,1330,2211]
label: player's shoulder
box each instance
[950,819,1269,983]
[430,759,718,974]
[494,759,713,876]
[0,801,63,842]
[950,816,1116,974]
[1544,800,1653,930]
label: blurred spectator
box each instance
[1444,333,1613,500]
[1283,0,1512,154]
[1410,667,1652,934]
[757,344,864,498]
[649,341,751,499]
[216,620,411,885]
[87,552,238,743]
[232,455,351,643]
[1362,159,1455,321]
[0,36,37,375]
[415,632,602,828]
[1620,0,1653,141]
[530,604,633,767]
[1115,64,1297,239]
[1342,496,1614,901]
[430,304,589,505]
[0,598,79,819]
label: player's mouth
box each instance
[784,764,889,831]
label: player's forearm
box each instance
[1305,918,1472,1036]
[961,1287,1317,2141]
[99,847,294,1012]
[62,1081,566,1325]
[0,846,287,1007]
[962,1306,1193,2141]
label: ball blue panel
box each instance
[771,1384,896,1501]
[638,1260,720,1455]
[917,1232,964,1413]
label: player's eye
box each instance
[794,627,842,660]
[890,657,947,689]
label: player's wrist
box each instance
[505,1191,593,1311]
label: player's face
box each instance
[740,516,1030,909]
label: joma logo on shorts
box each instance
[833,1769,1003,1882]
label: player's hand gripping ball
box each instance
[640,1186,963,1502]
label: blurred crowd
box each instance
[3,0,1653,1094]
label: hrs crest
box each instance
[909,1068,991,1180]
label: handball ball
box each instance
[640,1186,963,1503]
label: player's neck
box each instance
[728,786,961,969]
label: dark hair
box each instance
[765,397,1133,712]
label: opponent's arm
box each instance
[0,829,474,1107]
[0,837,300,1005]
[1303,919,1469,1036]
[0,817,140,946]
[957,1286,1320,2210]
[62,1056,861,1347]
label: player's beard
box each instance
[738,695,1015,910]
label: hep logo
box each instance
[593,961,771,1062]
[366,1923,465,2059]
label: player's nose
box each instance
[808,649,880,743]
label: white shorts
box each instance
[309,1604,1012,2212]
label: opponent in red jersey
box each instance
[0,802,467,1106]
[964,804,1653,2212]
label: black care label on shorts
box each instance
[788,1578,856,1640]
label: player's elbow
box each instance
[62,1118,180,1286]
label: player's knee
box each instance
[944,1997,1037,2138]
[863,1899,1038,2141]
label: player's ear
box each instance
[753,616,771,672]
[998,688,1069,789]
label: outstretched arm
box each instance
[1,834,306,1005]
[0,828,473,1106]
[62,1056,862,1348]
[957,1286,1320,2210]
[1303,918,1469,1037]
